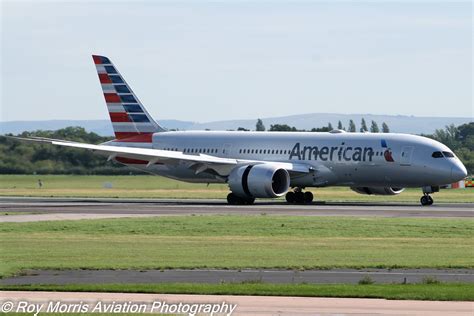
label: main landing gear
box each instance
[227,193,255,205]
[285,188,314,204]
[420,186,439,206]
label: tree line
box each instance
[0,127,141,175]
[251,118,389,133]
[0,123,472,175]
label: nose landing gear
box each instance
[420,194,434,206]
[420,186,439,206]
[285,188,314,204]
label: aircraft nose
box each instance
[451,162,468,182]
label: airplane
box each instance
[13,55,468,206]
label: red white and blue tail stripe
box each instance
[93,55,164,141]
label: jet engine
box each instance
[228,164,290,198]
[350,187,405,195]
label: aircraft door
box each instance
[400,146,414,166]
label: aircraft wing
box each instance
[9,137,311,176]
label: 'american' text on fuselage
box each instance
[289,142,375,162]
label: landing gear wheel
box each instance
[304,191,314,204]
[427,195,433,205]
[227,193,239,205]
[243,197,255,205]
[286,188,313,204]
[295,191,305,204]
[285,191,296,203]
[227,193,255,205]
[420,195,434,206]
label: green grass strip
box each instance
[1,216,473,277]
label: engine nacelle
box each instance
[350,187,405,195]
[228,164,290,198]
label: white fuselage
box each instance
[108,130,467,188]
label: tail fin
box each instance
[92,55,165,140]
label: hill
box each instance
[1,113,471,136]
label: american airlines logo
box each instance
[288,140,395,162]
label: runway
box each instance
[1,291,472,316]
[0,197,472,222]
[1,268,473,285]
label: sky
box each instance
[1,1,472,123]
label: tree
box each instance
[310,126,331,132]
[348,120,356,132]
[269,124,297,132]
[432,124,460,150]
[256,119,265,131]
[426,123,473,174]
[327,122,333,131]
[360,118,368,132]
[370,120,380,133]
[457,122,474,150]
[337,120,343,130]
[382,122,390,133]
[237,127,249,131]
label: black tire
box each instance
[427,195,434,205]
[420,195,429,206]
[304,191,314,203]
[295,191,305,204]
[285,191,296,203]
[227,193,237,205]
[227,193,254,205]
[244,197,255,205]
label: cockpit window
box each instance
[442,151,455,158]
[432,151,443,158]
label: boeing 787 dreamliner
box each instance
[14,55,468,205]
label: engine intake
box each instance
[228,164,290,198]
[351,187,405,195]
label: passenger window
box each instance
[443,151,455,158]
[432,151,443,158]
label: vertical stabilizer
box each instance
[92,55,165,140]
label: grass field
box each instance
[2,283,473,301]
[1,216,473,278]
[1,175,473,202]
